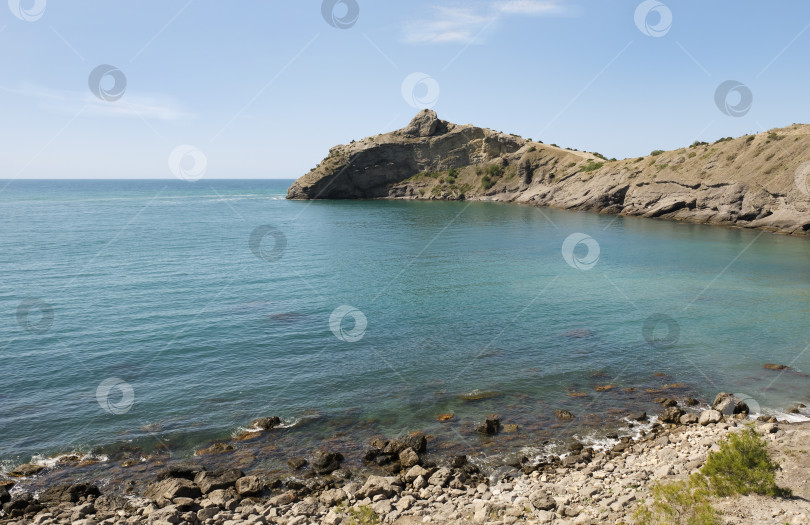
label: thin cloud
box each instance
[2,84,195,121]
[402,1,573,44]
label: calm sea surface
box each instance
[1,179,809,475]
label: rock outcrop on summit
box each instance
[287,110,810,235]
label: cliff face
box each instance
[287,110,810,235]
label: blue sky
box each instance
[1,0,809,179]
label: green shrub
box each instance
[651,149,665,156]
[635,157,644,162]
[418,189,425,196]
[767,132,782,141]
[688,152,697,158]
[528,146,537,152]
[581,161,604,172]
[486,164,503,177]
[745,136,755,143]
[448,167,459,178]
[690,141,709,148]
[634,476,721,525]
[593,152,607,160]
[345,505,380,525]
[714,137,733,144]
[481,175,495,189]
[701,428,790,497]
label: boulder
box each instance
[680,413,699,425]
[7,463,45,478]
[451,455,467,468]
[403,465,430,483]
[476,415,500,435]
[684,397,700,406]
[235,476,263,497]
[555,409,575,420]
[628,411,647,421]
[156,463,204,481]
[0,486,9,505]
[194,468,243,494]
[38,483,101,505]
[311,451,344,475]
[358,475,398,499]
[145,478,202,502]
[250,416,282,430]
[428,467,452,487]
[195,442,234,456]
[398,447,420,468]
[401,431,428,454]
[699,409,723,426]
[529,490,556,511]
[659,406,684,424]
[712,393,749,416]
[287,457,308,470]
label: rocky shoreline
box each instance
[287,110,810,236]
[3,393,808,525]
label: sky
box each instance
[1,0,809,179]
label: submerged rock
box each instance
[7,463,45,478]
[476,415,501,435]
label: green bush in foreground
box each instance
[634,476,721,525]
[702,427,790,497]
[635,428,790,524]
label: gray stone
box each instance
[699,409,723,426]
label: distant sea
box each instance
[2,179,809,477]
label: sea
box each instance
[1,179,809,487]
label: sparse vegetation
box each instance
[745,136,755,143]
[581,160,604,172]
[481,175,495,190]
[634,476,721,525]
[690,141,709,148]
[635,157,644,162]
[486,164,504,177]
[768,132,782,141]
[688,152,697,158]
[447,167,459,178]
[593,152,607,160]
[528,146,537,152]
[345,505,380,525]
[714,137,733,144]
[651,150,665,156]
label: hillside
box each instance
[287,110,810,235]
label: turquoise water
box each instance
[1,179,810,473]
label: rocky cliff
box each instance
[287,110,810,235]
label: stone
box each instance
[529,490,556,511]
[311,451,344,475]
[287,457,307,470]
[268,491,295,506]
[476,415,500,435]
[699,409,723,426]
[404,465,430,483]
[659,406,684,424]
[401,431,428,454]
[195,442,234,456]
[319,488,345,507]
[428,467,452,487]
[684,397,700,406]
[194,469,243,494]
[38,483,101,505]
[680,413,699,425]
[145,478,201,502]
[358,476,397,499]
[235,476,262,497]
[556,409,575,420]
[760,423,779,434]
[412,474,427,490]
[156,463,204,481]
[712,393,749,416]
[628,411,647,421]
[398,447,420,468]
[250,416,281,430]
[8,463,45,478]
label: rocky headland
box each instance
[287,110,810,236]
[2,394,809,524]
